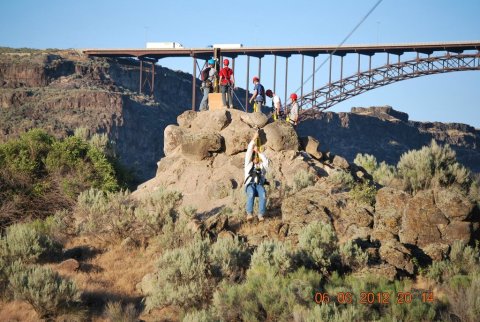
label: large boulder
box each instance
[177,110,197,128]
[164,125,184,155]
[422,243,450,261]
[190,109,230,132]
[374,188,410,236]
[240,112,269,128]
[379,240,415,274]
[357,264,398,281]
[332,155,350,170]
[281,188,337,237]
[180,132,223,161]
[440,221,473,244]
[335,205,373,242]
[221,120,254,155]
[434,187,476,221]
[299,136,322,159]
[263,121,299,152]
[399,190,449,248]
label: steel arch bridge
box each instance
[84,41,480,111]
[299,52,480,111]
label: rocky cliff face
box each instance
[0,49,205,181]
[298,106,480,173]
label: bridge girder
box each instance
[300,53,480,111]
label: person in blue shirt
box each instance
[249,76,265,113]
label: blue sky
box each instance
[1,0,479,127]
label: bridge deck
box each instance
[84,41,480,59]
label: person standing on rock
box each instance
[249,77,265,113]
[219,58,235,108]
[199,59,217,111]
[266,89,283,120]
[287,93,299,126]
[244,131,269,222]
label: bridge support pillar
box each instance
[138,58,157,97]
[192,57,197,111]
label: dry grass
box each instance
[0,232,181,321]
[47,235,157,321]
[0,300,39,322]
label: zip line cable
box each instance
[292,0,384,101]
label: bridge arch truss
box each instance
[299,52,480,111]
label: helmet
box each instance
[252,76,259,83]
[208,58,215,65]
[266,89,273,97]
[223,59,229,66]
[290,93,298,100]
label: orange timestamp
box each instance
[314,291,434,305]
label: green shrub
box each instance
[324,273,439,321]
[327,170,355,189]
[0,221,60,263]
[0,257,8,298]
[154,206,197,250]
[105,301,139,322]
[354,153,397,186]
[0,129,53,176]
[250,240,295,275]
[445,274,480,322]
[46,135,119,193]
[212,266,322,322]
[349,180,377,206]
[145,238,212,310]
[9,263,82,319]
[293,304,359,322]
[294,169,316,191]
[339,240,369,271]
[354,153,378,174]
[134,188,182,235]
[74,188,135,238]
[210,237,250,281]
[73,127,90,141]
[397,140,471,194]
[425,241,480,283]
[297,221,340,274]
[373,161,397,186]
[182,309,218,322]
[0,129,122,224]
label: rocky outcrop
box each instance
[135,108,480,279]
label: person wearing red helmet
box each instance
[288,93,299,125]
[266,89,283,120]
[219,58,235,108]
[249,77,266,112]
